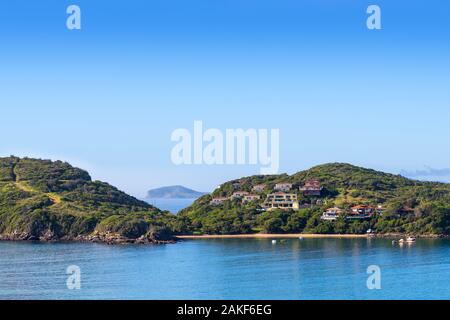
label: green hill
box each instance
[0,156,178,243]
[178,163,450,236]
[2,159,448,241]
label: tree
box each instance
[263,218,284,234]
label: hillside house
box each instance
[321,207,343,221]
[230,191,250,200]
[252,184,266,193]
[232,180,245,189]
[274,183,293,192]
[300,179,323,196]
[349,205,374,219]
[242,194,261,203]
[263,192,299,211]
[209,197,228,205]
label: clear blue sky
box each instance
[1,0,449,196]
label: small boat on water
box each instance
[396,237,415,245]
[406,236,416,243]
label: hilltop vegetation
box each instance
[0,157,178,243]
[179,163,450,236]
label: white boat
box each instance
[406,236,416,243]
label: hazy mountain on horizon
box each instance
[400,167,450,183]
[145,185,207,199]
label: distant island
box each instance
[0,157,448,244]
[146,185,206,199]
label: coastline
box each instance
[0,231,176,245]
[177,234,368,239]
[177,233,447,239]
[1,233,445,245]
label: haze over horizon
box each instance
[1,0,449,197]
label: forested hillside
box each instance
[179,163,450,236]
[1,158,448,241]
[0,157,178,243]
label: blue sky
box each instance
[1,0,449,196]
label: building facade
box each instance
[274,183,293,192]
[263,192,299,211]
[300,179,323,196]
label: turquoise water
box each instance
[0,238,449,300]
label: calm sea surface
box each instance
[144,198,196,213]
[0,238,449,300]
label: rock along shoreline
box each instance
[0,230,177,245]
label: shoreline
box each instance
[177,234,368,239]
[177,233,447,240]
[1,233,446,245]
[0,232,176,245]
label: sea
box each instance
[144,198,197,213]
[0,237,449,300]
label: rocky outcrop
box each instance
[0,229,177,245]
[76,231,176,245]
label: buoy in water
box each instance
[271,240,277,244]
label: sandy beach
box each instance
[177,234,369,239]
